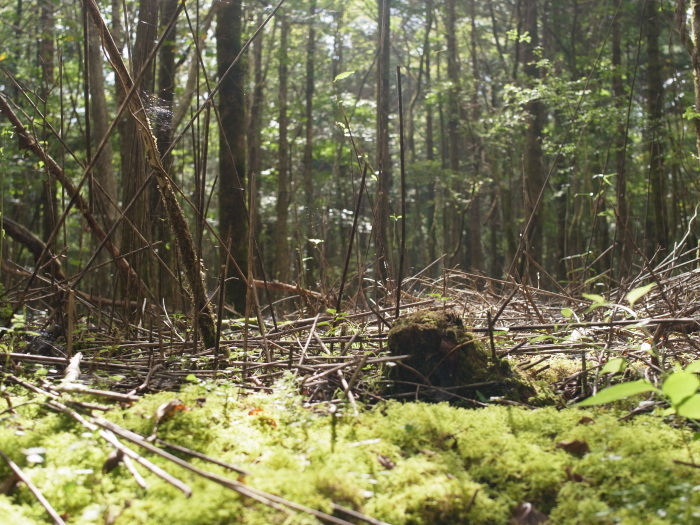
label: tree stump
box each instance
[386,310,536,402]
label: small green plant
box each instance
[573,283,700,420]
[577,360,700,419]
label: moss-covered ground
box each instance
[1,378,699,524]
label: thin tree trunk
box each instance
[468,0,483,271]
[154,0,178,307]
[688,0,700,158]
[303,0,318,284]
[423,1,438,271]
[612,0,632,278]
[444,0,467,268]
[376,0,392,283]
[645,0,668,256]
[274,15,290,282]
[217,0,249,310]
[87,23,119,236]
[39,0,57,247]
[520,0,546,283]
[119,0,157,299]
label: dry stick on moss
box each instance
[98,430,193,497]
[92,417,357,525]
[0,449,66,525]
[22,392,190,498]
[83,0,216,350]
[154,438,248,476]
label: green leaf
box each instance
[576,380,659,407]
[625,283,656,308]
[600,357,626,375]
[334,71,355,82]
[662,370,700,407]
[185,374,198,382]
[676,394,700,419]
[685,360,700,374]
[561,308,574,318]
[582,293,606,304]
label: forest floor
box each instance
[2,265,700,524]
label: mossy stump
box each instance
[386,310,536,402]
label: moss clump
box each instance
[386,310,537,402]
[1,380,699,524]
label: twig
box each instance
[92,417,356,524]
[99,430,192,496]
[0,448,66,525]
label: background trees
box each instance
[1,0,700,323]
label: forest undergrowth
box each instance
[2,252,700,524]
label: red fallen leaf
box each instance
[577,416,595,425]
[555,439,590,456]
[154,399,188,425]
[510,502,549,524]
[248,408,277,426]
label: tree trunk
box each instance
[612,0,632,279]
[520,0,546,284]
[274,15,290,282]
[645,0,668,256]
[119,0,157,299]
[39,0,57,247]
[84,0,217,348]
[217,0,249,310]
[423,1,438,272]
[154,0,178,307]
[87,23,119,237]
[445,0,460,266]
[376,0,392,283]
[468,0,483,272]
[302,0,318,285]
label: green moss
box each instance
[0,381,699,524]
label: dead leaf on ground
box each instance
[376,453,395,470]
[556,439,590,456]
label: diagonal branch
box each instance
[82,0,216,349]
[0,94,146,296]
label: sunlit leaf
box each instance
[676,394,700,419]
[662,371,700,407]
[582,293,606,304]
[576,380,658,407]
[561,307,574,318]
[600,357,626,375]
[334,71,355,82]
[685,360,700,374]
[625,283,656,308]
